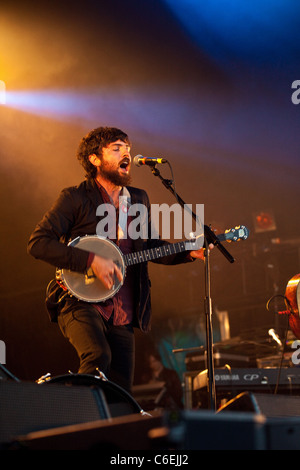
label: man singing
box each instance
[28,126,205,393]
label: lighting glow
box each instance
[162,0,300,70]
[0,81,6,104]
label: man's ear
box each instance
[89,153,101,168]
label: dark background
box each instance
[0,0,299,383]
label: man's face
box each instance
[98,139,132,186]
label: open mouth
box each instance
[119,158,130,172]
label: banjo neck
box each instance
[124,241,191,266]
[123,225,249,267]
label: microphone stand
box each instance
[150,165,234,411]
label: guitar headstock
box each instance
[224,225,249,242]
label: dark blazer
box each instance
[28,179,192,331]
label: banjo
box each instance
[56,225,249,302]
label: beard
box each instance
[99,164,132,187]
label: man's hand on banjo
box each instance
[189,243,214,260]
[91,255,123,290]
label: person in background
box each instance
[147,351,183,409]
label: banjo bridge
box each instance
[85,266,96,285]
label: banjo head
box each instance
[60,236,125,302]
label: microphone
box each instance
[268,328,282,346]
[133,155,167,167]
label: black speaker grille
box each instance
[252,393,300,417]
[219,391,300,418]
[0,381,108,444]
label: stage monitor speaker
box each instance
[166,406,300,450]
[218,391,300,418]
[166,409,267,450]
[0,380,110,446]
[218,391,300,449]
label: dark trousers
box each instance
[57,299,135,393]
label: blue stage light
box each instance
[162,0,300,69]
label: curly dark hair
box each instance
[76,126,130,179]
